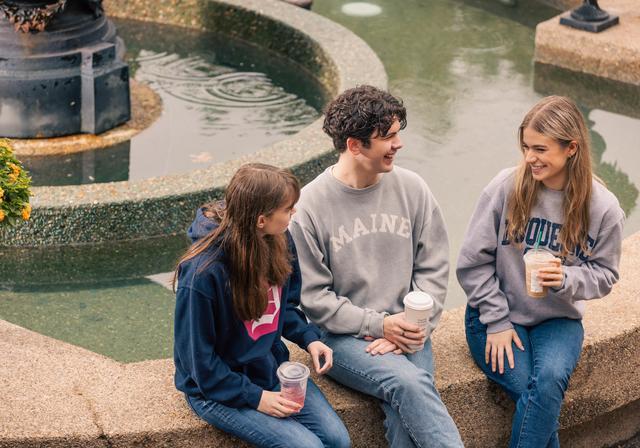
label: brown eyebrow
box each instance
[522,142,547,149]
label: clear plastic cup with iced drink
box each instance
[277,361,310,408]
[523,249,556,298]
[403,291,434,351]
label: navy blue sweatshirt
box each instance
[174,208,321,409]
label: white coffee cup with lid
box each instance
[403,291,434,351]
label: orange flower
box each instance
[8,162,19,174]
[22,204,31,221]
[0,210,5,222]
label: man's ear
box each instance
[257,215,266,229]
[346,136,363,156]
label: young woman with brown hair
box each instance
[173,163,350,448]
[457,96,624,447]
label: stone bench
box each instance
[1,231,639,448]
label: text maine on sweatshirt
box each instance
[330,213,411,252]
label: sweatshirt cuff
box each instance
[246,384,264,409]
[486,318,513,334]
[301,326,321,349]
[551,272,568,293]
[369,311,387,339]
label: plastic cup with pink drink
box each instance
[403,291,434,351]
[277,361,310,408]
[523,249,557,298]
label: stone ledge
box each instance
[535,0,640,86]
[1,231,639,447]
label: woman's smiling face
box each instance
[521,127,577,190]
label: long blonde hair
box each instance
[506,96,595,257]
[174,163,300,321]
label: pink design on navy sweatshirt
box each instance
[243,286,282,341]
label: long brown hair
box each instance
[174,163,300,321]
[506,96,595,257]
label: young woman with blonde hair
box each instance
[173,163,350,448]
[457,96,624,447]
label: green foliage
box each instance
[0,139,32,227]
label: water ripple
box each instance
[135,51,309,109]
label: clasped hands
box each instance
[365,312,426,356]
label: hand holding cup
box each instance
[383,312,426,353]
[537,258,563,289]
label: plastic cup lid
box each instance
[277,361,310,381]
[403,291,434,311]
[523,249,555,261]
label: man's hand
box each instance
[307,341,333,374]
[364,337,403,356]
[257,391,302,417]
[383,312,426,353]
[485,329,525,374]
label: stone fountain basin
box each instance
[3,0,386,246]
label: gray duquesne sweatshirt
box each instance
[289,166,449,339]
[457,167,625,334]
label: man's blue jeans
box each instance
[465,305,584,448]
[185,378,351,448]
[321,331,464,448]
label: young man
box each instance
[290,85,463,447]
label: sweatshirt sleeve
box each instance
[289,217,387,339]
[411,203,449,334]
[456,191,513,334]
[553,216,624,301]
[281,234,322,348]
[174,284,264,409]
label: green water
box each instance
[0,280,175,363]
[0,236,187,362]
[21,18,326,186]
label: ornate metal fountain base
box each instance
[0,0,130,138]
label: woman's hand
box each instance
[307,341,333,374]
[257,390,302,418]
[383,312,426,353]
[364,337,403,356]
[538,258,564,288]
[485,329,525,374]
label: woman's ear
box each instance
[568,141,578,158]
[346,136,363,156]
[257,215,266,229]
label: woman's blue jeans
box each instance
[185,378,351,448]
[465,305,584,448]
[321,331,464,448]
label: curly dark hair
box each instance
[322,85,407,152]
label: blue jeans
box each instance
[465,305,584,448]
[186,378,351,448]
[322,331,463,448]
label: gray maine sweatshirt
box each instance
[457,167,625,334]
[289,166,449,339]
